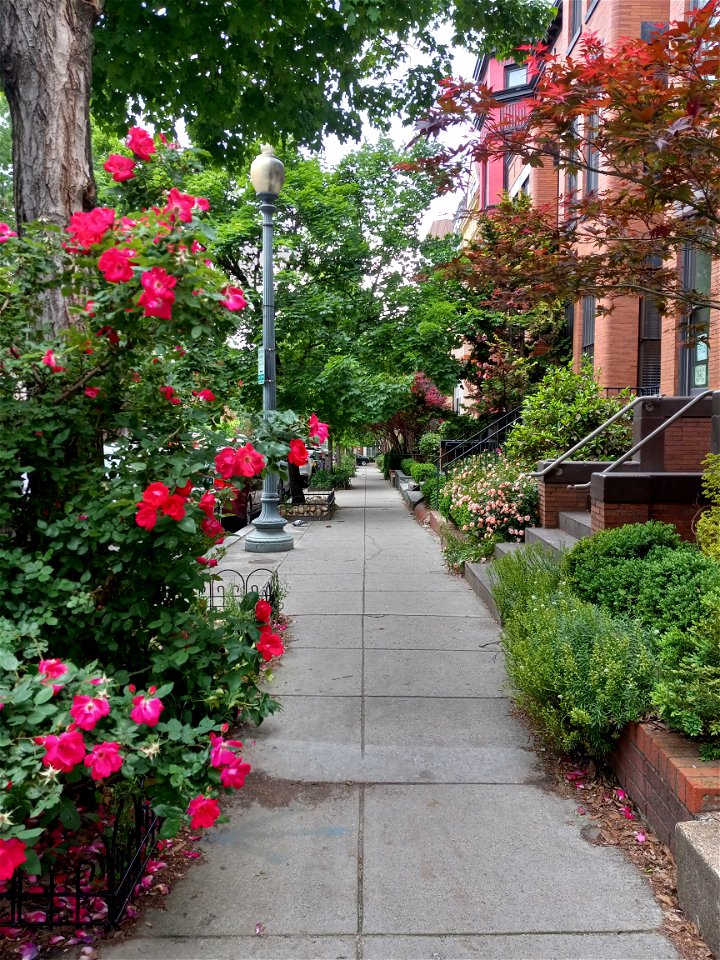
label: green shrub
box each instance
[339,453,357,475]
[375,453,386,474]
[409,462,437,484]
[501,588,657,756]
[421,474,440,509]
[504,359,633,466]
[635,547,720,634]
[562,521,682,609]
[310,467,353,490]
[441,530,499,572]
[489,544,563,623]
[400,457,416,475]
[696,453,720,562]
[653,589,720,758]
[418,431,441,461]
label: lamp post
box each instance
[244,145,294,553]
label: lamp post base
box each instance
[244,524,294,553]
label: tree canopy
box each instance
[92,0,555,162]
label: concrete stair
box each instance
[464,511,594,622]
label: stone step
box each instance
[493,541,527,559]
[524,526,579,556]
[464,561,501,624]
[558,510,593,540]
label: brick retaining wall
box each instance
[609,722,720,851]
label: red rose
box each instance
[104,154,136,182]
[187,795,220,829]
[160,494,186,521]
[98,246,136,283]
[288,438,309,467]
[126,126,156,161]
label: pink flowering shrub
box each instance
[441,451,539,545]
[0,129,326,880]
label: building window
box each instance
[584,112,599,195]
[565,118,580,219]
[586,0,600,22]
[564,301,575,340]
[638,294,661,395]
[504,64,528,89]
[680,245,711,394]
[568,0,583,45]
[582,296,596,360]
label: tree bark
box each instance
[0,0,101,332]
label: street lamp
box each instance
[244,145,294,553]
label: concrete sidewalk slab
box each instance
[363,649,507,698]
[271,647,362,696]
[361,933,679,959]
[362,783,664,935]
[101,936,358,959]
[363,589,483,617]
[363,614,499,650]
[288,613,363,648]
[283,591,363,616]
[140,785,359,939]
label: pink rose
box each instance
[126,126,156,161]
[135,503,158,530]
[164,187,195,223]
[193,389,216,402]
[84,386,100,399]
[160,494,186,522]
[41,349,65,373]
[308,414,329,444]
[38,658,68,680]
[98,246,136,283]
[130,694,164,727]
[69,695,110,731]
[220,757,251,789]
[187,795,220,829]
[257,627,284,662]
[209,734,243,768]
[255,599,272,623]
[213,443,265,480]
[0,223,18,243]
[41,730,86,773]
[142,482,171,508]
[288,438,309,467]
[66,208,115,249]
[84,741,123,780]
[104,154,136,182]
[0,838,27,881]
[220,286,248,311]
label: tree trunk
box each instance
[0,0,101,333]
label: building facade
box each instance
[461,0,719,398]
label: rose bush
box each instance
[0,130,327,886]
[440,451,539,546]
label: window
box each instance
[504,64,528,89]
[680,245,711,394]
[582,296,596,360]
[568,0,583,45]
[564,301,575,340]
[638,291,662,395]
[565,118,580,219]
[584,112,599,195]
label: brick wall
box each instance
[610,722,720,851]
[539,480,590,527]
[591,500,704,540]
[663,419,713,471]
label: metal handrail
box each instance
[531,394,657,479]
[571,390,714,490]
[441,406,522,475]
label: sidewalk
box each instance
[101,466,679,960]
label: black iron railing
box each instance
[203,566,278,610]
[440,406,522,475]
[0,788,161,930]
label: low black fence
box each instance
[203,566,278,610]
[0,788,161,930]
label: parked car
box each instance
[356,454,374,465]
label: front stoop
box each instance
[676,816,720,960]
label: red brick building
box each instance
[462,0,720,398]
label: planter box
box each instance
[609,721,720,851]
